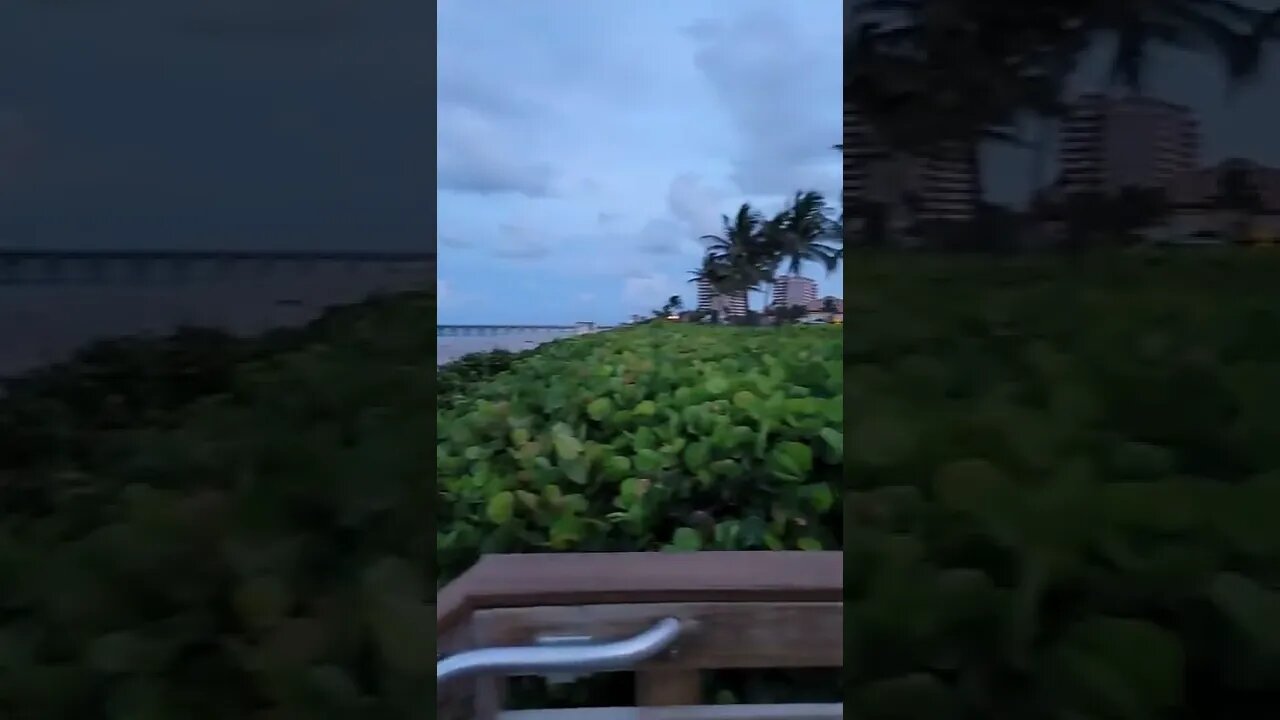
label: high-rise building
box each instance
[1058,94,1199,195]
[772,275,818,308]
[695,278,747,316]
[844,105,977,223]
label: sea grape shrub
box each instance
[0,291,438,719]
[843,253,1280,719]
[436,348,534,409]
[435,324,845,584]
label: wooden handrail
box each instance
[437,552,843,719]
[436,551,843,636]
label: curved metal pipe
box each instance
[437,617,682,685]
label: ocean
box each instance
[436,330,577,366]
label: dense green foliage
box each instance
[846,252,1280,719]
[436,324,844,585]
[437,323,844,708]
[436,348,532,410]
[0,292,436,718]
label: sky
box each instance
[435,0,844,325]
[0,0,428,250]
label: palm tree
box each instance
[687,254,747,319]
[852,0,1273,94]
[848,0,1277,220]
[698,203,773,310]
[847,4,1062,200]
[766,191,842,277]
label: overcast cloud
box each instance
[0,0,428,249]
[436,0,843,325]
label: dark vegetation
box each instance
[846,252,1280,719]
[0,291,437,718]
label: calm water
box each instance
[436,331,576,366]
[0,285,345,377]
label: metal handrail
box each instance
[436,617,682,685]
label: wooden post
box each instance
[637,668,701,706]
[472,676,506,720]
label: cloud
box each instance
[686,9,841,195]
[666,173,726,239]
[437,105,557,197]
[493,222,551,260]
[623,272,679,305]
[636,218,683,255]
[0,0,429,249]
[440,235,471,249]
[434,0,845,324]
[180,0,361,37]
[0,109,42,189]
[622,174,731,255]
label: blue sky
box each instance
[436,0,843,325]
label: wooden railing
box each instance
[436,552,843,720]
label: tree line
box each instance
[684,190,843,317]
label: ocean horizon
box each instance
[436,330,577,365]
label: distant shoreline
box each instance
[436,333,568,365]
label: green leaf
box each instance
[87,632,145,674]
[767,441,813,479]
[560,456,590,485]
[853,673,958,719]
[361,556,425,599]
[486,491,515,524]
[233,575,291,631]
[706,376,730,395]
[368,598,434,674]
[806,483,835,512]
[305,665,366,708]
[586,397,613,421]
[1209,572,1280,655]
[611,454,634,472]
[549,515,583,549]
[552,429,583,461]
[516,489,540,510]
[819,427,843,455]
[671,527,701,551]
[635,448,664,474]
[683,441,710,471]
[635,400,657,416]
[797,537,823,551]
[1045,616,1185,719]
[933,459,1007,514]
[850,415,915,468]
